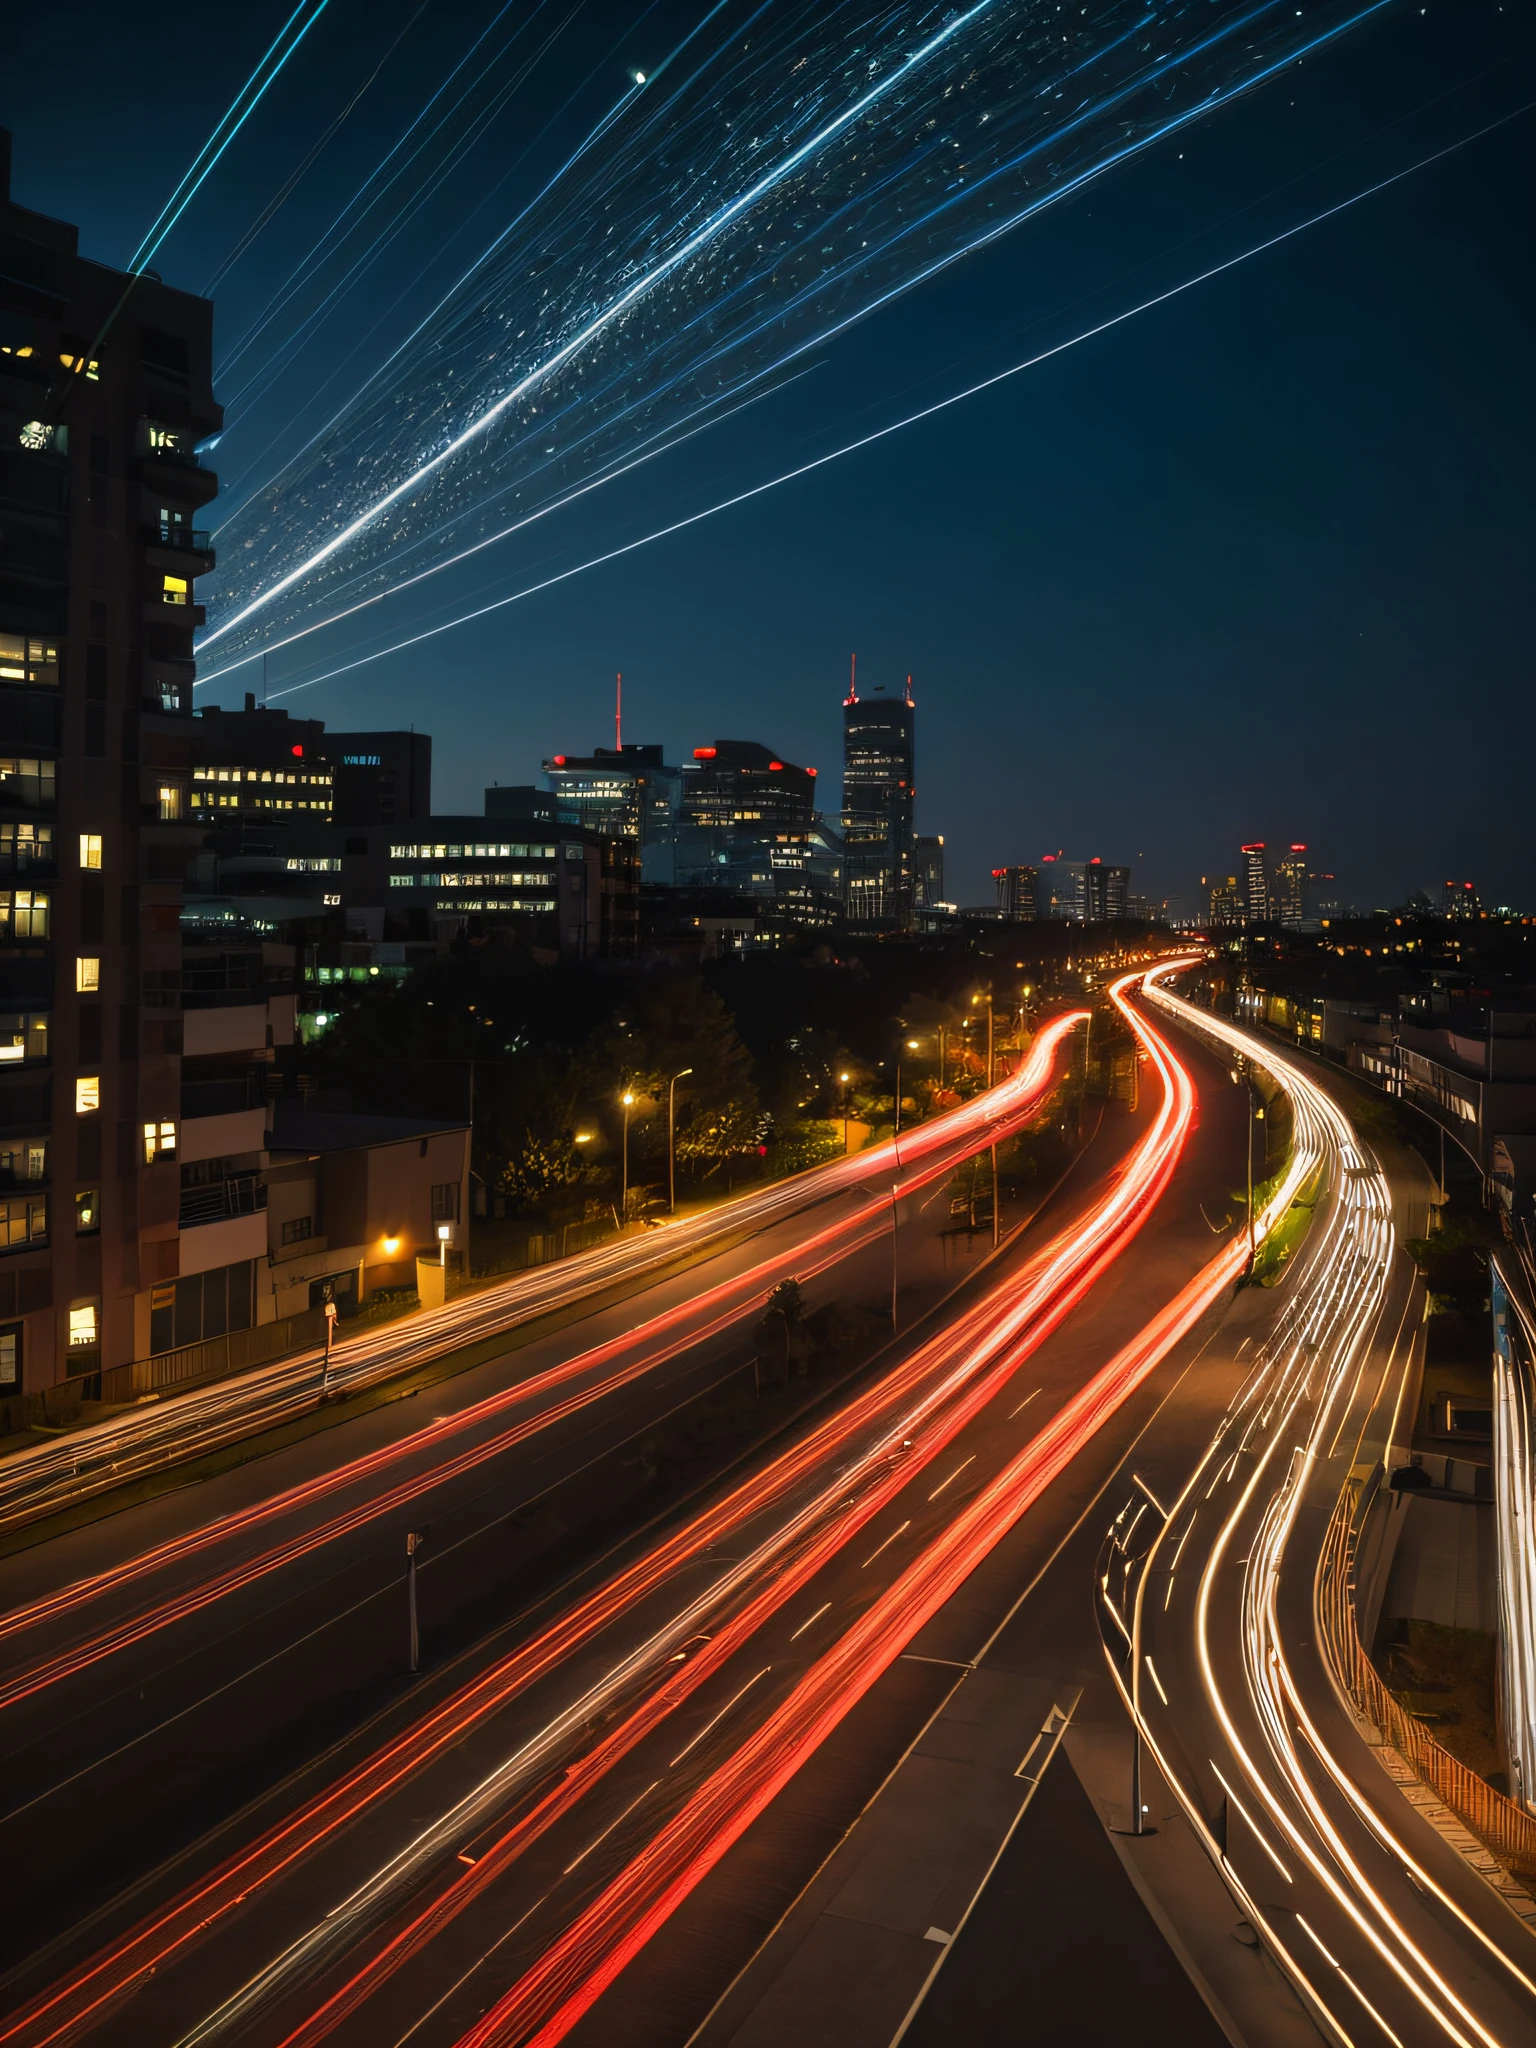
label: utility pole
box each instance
[668,1066,692,1214]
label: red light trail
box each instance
[0,1016,1081,1721]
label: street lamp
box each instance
[620,1088,636,1223]
[839,1071,852,1155]
[668,1067,693,1214]
[972,992,998,1247]
[894,1038,919,1134]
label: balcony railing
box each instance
[143,522,215,558]
[178,1174,265,1228]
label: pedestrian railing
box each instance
[1318,1499,1536,1878]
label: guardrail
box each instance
[98,1307,328,1405]
[1318,1499,1536,1879]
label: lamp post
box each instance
[320,1286,336,1402]
[839,1071,852,1155]
[620,1088,636,1224]
[668,1067,692,1214]
[895,1038,918,1135]
[972,992,998,1246]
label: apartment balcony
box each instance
[178,1173,265,1229]
[141,522,216,571]
[143,596,207,630]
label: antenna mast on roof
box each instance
[846,651,858,705]
[615,672,622,752]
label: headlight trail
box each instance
[0,988,1185,2048]
[201,105,1536,709]
[0,1011,1077,1538]
[200,0,1393,669]
[381,972,1208,2048]
[1101,976,1536,2048]
[0,1017,1083,1717]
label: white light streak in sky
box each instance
[199,108,1516,707]
[201,0,1393,674]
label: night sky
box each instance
[8,1,1535,913]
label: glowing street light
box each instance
[621,1088,636,1221]
[839,1071,852,1155]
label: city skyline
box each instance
[4,2,1532,909]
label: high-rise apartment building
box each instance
[1442,879,1480,920]
[842,673,915,930]
[1241,843,1271,923]
[0,132,229,1396]
[992,864,1036,921]
[1036,854,1082,920]
[1273,844,1307,928]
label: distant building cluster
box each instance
[988,855,1134,926]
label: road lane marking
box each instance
[563,1781,661,1874]
[669,1668,771,1768]
[861,1520,911,1568]
[928,1455,976,1501]
[788,1603,830,1642]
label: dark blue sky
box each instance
[8,1,1535,912]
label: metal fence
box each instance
[98,1306,329,1405]
[1318,1501,1536,1879]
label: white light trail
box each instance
[235,117,1521,705]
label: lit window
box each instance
[76,1076,100,1115]
[162,574,189,606]
[79,834,102,870]
[0,1197,48,1247]
[75,1190,99,1235]
[0,1013,47,1063]
[143,1120,177,1163]
[68,1304,98,1348]
[158,785,183,821]
[0,890,49,940]
[75,956,99,993]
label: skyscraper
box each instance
[1082,858,1129,922]
[914,835,946,914]
[1273,844,1307,928]
[992,864,1036,921]
[1241,843,1271,923]
[841,667,915,930]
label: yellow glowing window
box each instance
[76,1076,100,1115]
[162,575,189,606]
[143,1120,177,1163]
[79,833,102,870]
[75,956,99,993]
[158,785,183,821]
[68,1304,98,1348]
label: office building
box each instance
[542,743,681,877]
[329,728,430,828]
[1273,844,1307,928]
[914,835,946,914]
[1241,843,1271,923]
[669,739,837,926]
[1037,854,1083,920]
[1443,879,1480,920]
[1203,875,1243,928]
[1082,858,1129,923]
[0,131,232,1397]
[992,864,1037,922]
[842,674,915,930]
[191,698,333,827]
